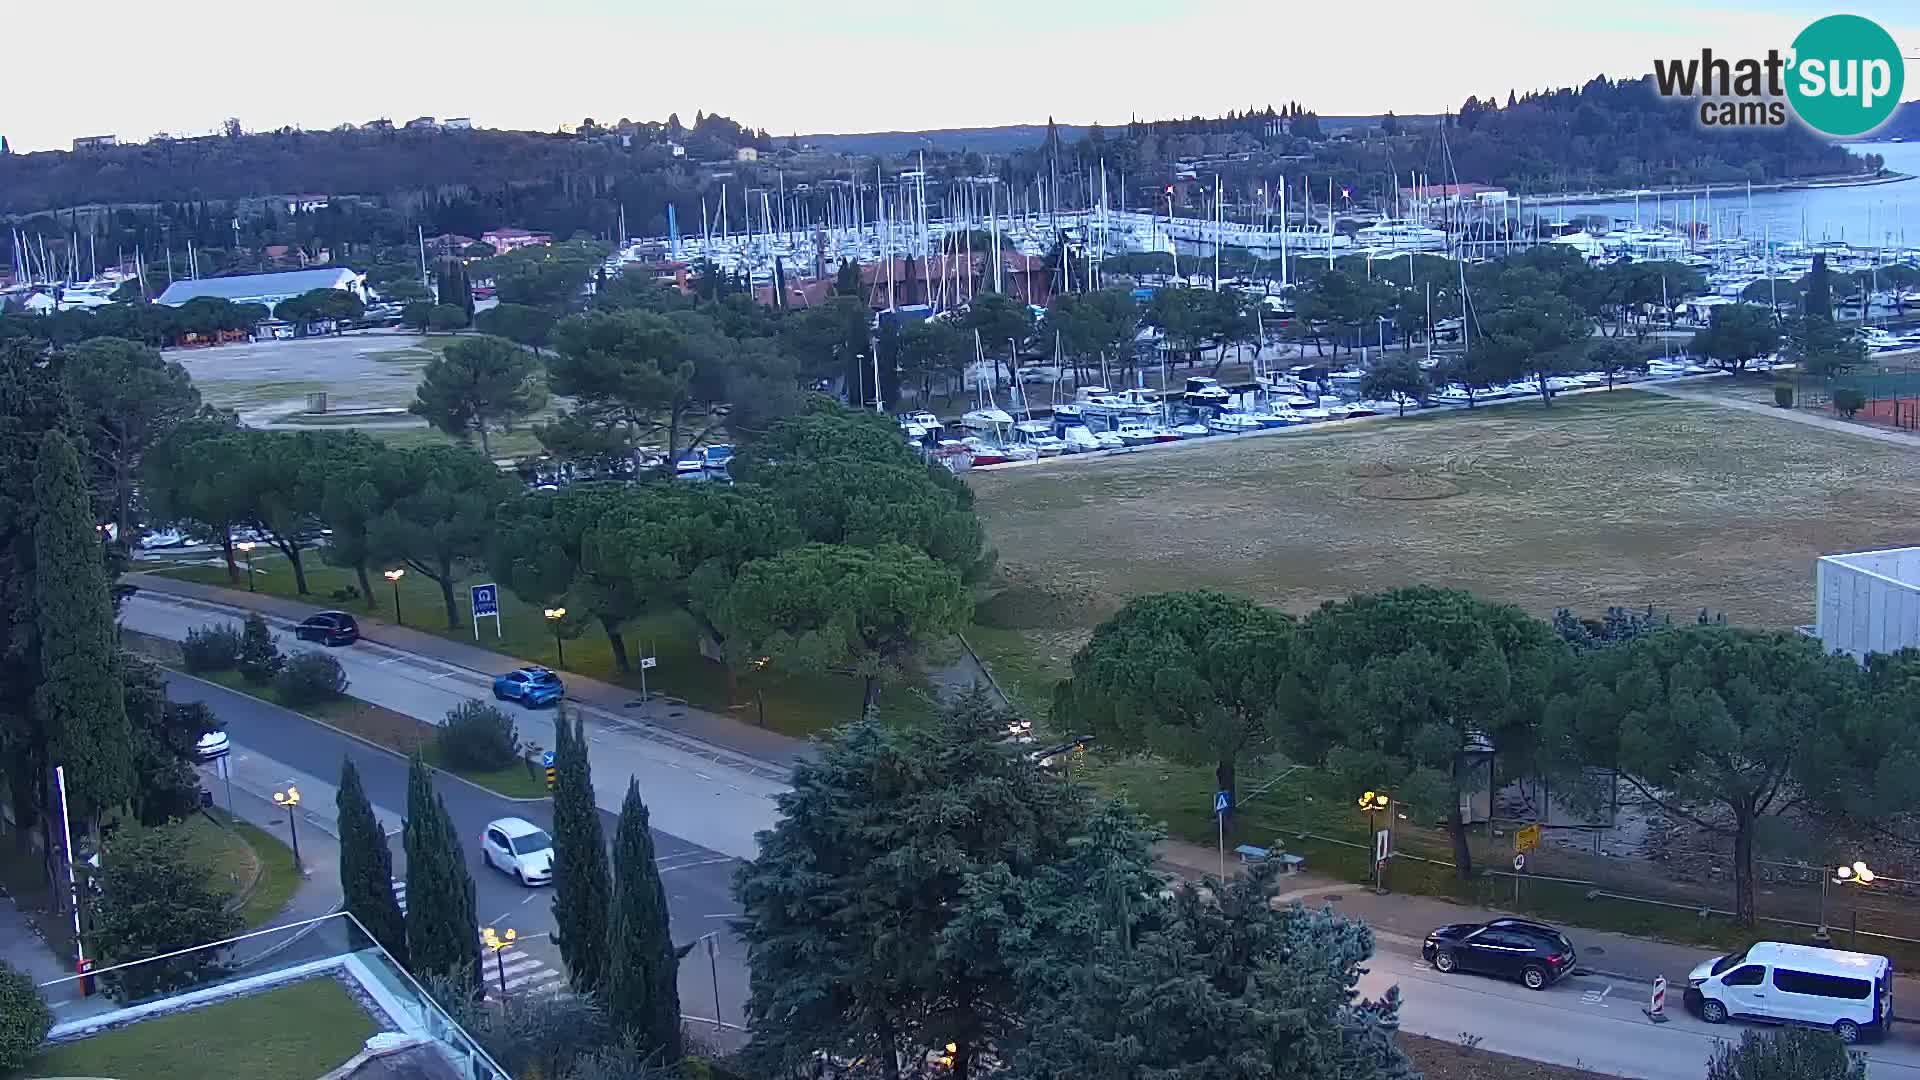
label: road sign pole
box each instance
[1213,789,1231,880]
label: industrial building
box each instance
[1814,546,1920,660]
[154,267,365,312]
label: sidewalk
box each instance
[131,573,809,769]
[203,764,344,967]
[1640,381,1920,450]
[1155,837,1920,1018]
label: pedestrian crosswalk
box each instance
[483,949,569,999]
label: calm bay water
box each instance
[1527,142,1920,248]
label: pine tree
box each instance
[403,753,480,989]
[34,429,132,823]
[236,612,283,685]
[337,757,407,965]
[607,780,682,1063]
[550,709,611,995]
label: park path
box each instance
[1639,382,1920,450]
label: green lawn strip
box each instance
[228,818,301,928]
[157,558,925,737]
[16,976,377,1080]
[958,623,1059,716]
[419,744,552,799]
[169,805,298,930]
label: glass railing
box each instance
[36,910,511,1080]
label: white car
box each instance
[480,817,554,886]
[195,730,230,761]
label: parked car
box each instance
[195,730,231,762]
[1423,918,1577,990]
[492,666,564,707]
[1687,941,1892,1043]
[479,817,554,886]
[294,611,360,646]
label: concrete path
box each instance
[1639,382,1920,450]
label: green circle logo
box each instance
[1786,15,1905,137]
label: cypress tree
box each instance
[607,780,682,1062]
[403,753,480,989]
[34,429,132,824]
[337,757,407,965]
[550,710,611,995]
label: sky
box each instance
[9,0,1918,151]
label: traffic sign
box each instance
[1513,853,1527,872]
[1375,828,1392,864]
[541,751,556,768]
[639,656,658,670]
[470,583,499,617]
[1515,823,1542,853]
[1213,790,1231,815]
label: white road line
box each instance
[660,856,735,874]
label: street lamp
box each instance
[236,540,256,592]
[1359,791,1391,894]
[1818,860,1876,942]
[271,785,303,872]
[480,926,517,998]
[383,568,405,625]
[544,608,567,667]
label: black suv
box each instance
[1423,918,1578,990]
[294,611,360,646]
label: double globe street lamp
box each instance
[1817,860,1876,942]
[544,607,567,667]
[272,785,303,874]
[1359,791,1392,894]
[384,568,405,625]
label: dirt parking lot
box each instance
[169,331,444,424]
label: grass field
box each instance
[155,557,926,738]
[177,810,300,929]
[14,976,377,1080]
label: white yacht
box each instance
[1010,419,1067,456]
[1353,220,1450,252]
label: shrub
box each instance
[436,700,521,772]
[329,585,362,603]
[1705,1027,1863,1080]
[1833,386,1867,418]
[236,613,284,685]
[1773,383,1794,408]
[0,960,51,1070]
[277,651,349,706]
[181,623,242,674]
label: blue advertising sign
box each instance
[470,583,499,618]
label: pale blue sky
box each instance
[10,0,1916,151]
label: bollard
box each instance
[1644,976,1668,1023]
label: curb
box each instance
[164,669,550,806]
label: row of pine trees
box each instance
[334,711,682,1063]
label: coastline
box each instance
[1524,170,1913,207]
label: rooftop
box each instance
[155,267,359,306]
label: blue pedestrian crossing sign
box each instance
[1214,790,1231,815]
[541,750,555,768]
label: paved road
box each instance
[122,589,786,861]
[167,673,749,1030]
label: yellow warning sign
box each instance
[1514,823,1542,853]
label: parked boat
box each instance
[1207,412,1264,435]
[1059,424,1102,453]
[1011,419,1067,456]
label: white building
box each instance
[1814,547,1920,660]
[154,267,365,313]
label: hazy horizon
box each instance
[8,0,1915,152]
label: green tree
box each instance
[35,429,133,823]
[1691,303,1781,372]
[1706,1027,1865,1080]
[474,303,557,355]
[57,337,200,545]
[894,317,971,402]
[232,430,371,596]
[1287,587,1564,878]
[369,445,515,629]
[338,757,408,965]
[237,612,284,684]
[961,292,1034,386]
[409,334,549,458]
[1586,339,1647,389]
[550,710,611,995]
[1045,287,1140,383]
[1358,352,1429,416]
[90,822,242,1000]
[402,301,434,333]
[319,453,387,609]
[403,754,481,988]
[491,487,645,672]
[380,278,432,305]
[717,542,971,715]
[1544,626,1868,925]
[545,309,729,466]
[1054,591,1294,818]
[606,779,682,1061]
[428,304,471,333]
[121,655,218,826]
[733,693,1111,1080]
[436,257,475,320]
[1012,861,1416,1080]
[0,960,51,1071]
[832,260,863,296]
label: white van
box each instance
[1686,942,1892,1043]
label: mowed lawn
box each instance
[966,389,1920,696]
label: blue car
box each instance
[492,666,565,707]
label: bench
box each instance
[1234,846,1307,874]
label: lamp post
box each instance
[236,540,256,591]
[384,568,405,625]
[481,926,517,999]
[1819,860,1875,943]
[1359,790,1391,894]
[272,784,303,872]
[544,607,567,667]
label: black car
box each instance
[1423,918,1578,990]
[294,611,360,646]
